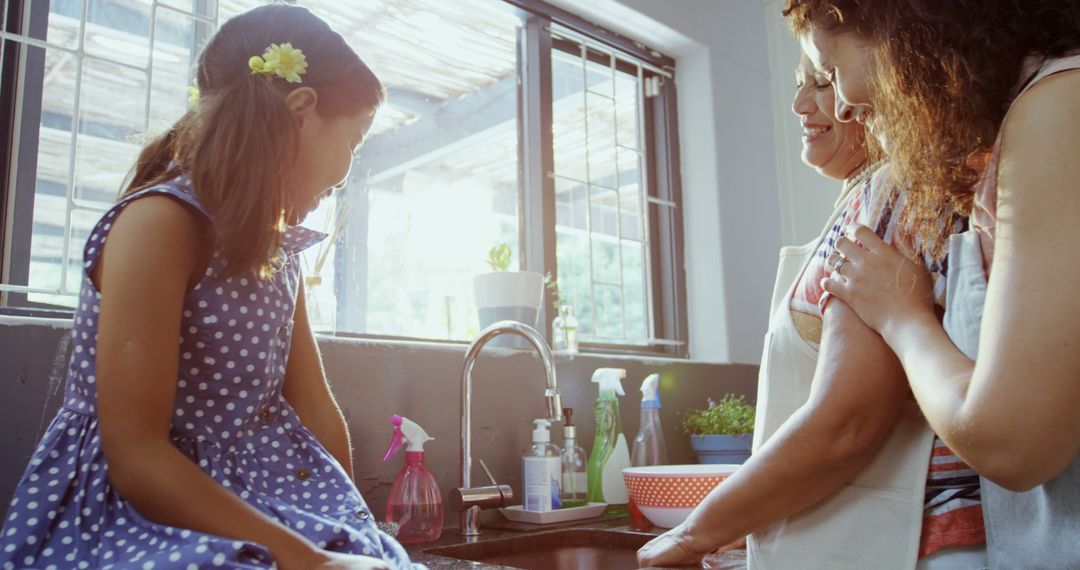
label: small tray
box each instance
[499,502,608,524]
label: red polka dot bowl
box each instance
[623,464,740,528]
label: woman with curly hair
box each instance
[638,42,981,570]
[792,1,1080,567]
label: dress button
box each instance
[356,510,370,522]
[259,408,272,422]
[295,468,311,481]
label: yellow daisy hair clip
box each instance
[186,81,200,110]
[248,42,308,84]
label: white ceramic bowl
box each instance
[623,464,739,528]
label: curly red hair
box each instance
[783,0,1080,254]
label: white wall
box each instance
[550,0,818,364]
[761,0,844,246]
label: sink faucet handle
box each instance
[449,484,514,512]
[478,459,498,486]
[449,457,514,512]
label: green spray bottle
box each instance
[587,367,631,513]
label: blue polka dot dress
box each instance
[0,176,420,569]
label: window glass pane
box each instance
[621,239,648,340]
[585,91,617,187]
[83,0,151,64]
[73,56,146,210]
[148,6,212,134]
[617,150,643,240]
[585,48,613,98]
[552,50,585,181]
[42,1,81,50]
[26,41,78,306]
[552,40,651,344]
[614,64,641,150]
[594,282,622,338]
[20,2,168,306]
[282,0,523,339]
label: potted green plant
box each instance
[683,395,755,464]
[472,243,543,347]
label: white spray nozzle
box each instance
[591,367,627,398]
[396,415,434,453]
[532,419,552,443]
[641,373,661,408]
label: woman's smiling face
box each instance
[792,54,868,180]
[800,27,877,139]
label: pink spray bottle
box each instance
[382,415,443,543]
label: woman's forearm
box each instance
[683,407,883,547]
[106,439,319,565]
[881,312,988,465]
[882,310,1064,488]
[683,301,908,546]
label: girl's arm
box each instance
[95,197,378,570]
[638,300,909,566]
[824,70,1080,491]
[282,280,355,479]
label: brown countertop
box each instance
[403,514,747,569]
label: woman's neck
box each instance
[838,158,885,204]
[843,160,870,183]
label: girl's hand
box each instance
[820,225,935,336]
[636,523,719,567]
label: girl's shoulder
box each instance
[85,174,215,286]
[119,174,212,222]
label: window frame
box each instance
[1,0,51,314]
[0,0,689,357]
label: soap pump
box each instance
[382,415,443,543]
[631,373,669,467]
[523,419,563,512]
[560,407,588,508]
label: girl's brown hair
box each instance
[126,5,384,278]
[783,0,1080,254]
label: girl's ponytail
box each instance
[189,73,297,279]
[122,113,193,197]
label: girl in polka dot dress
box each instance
[0,5,421,570]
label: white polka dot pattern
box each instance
[0,178,418,569]
[624,473,731,508]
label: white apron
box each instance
[747,200,936,569]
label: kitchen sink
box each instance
[424,528,653,570]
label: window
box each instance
[0,0,687,355]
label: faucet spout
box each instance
[458,321,562,537]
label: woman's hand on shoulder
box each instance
[820,224,935,338]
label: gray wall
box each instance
[0,318,757,527]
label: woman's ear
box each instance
[285,87,318,126]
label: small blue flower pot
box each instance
[690,434,753,465]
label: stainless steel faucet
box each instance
[453,321,563,537]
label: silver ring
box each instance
[833,256,849,273]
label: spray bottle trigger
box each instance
[382,416,406,462]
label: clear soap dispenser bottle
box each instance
[523,419,563,512]
[560,408,588,508]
